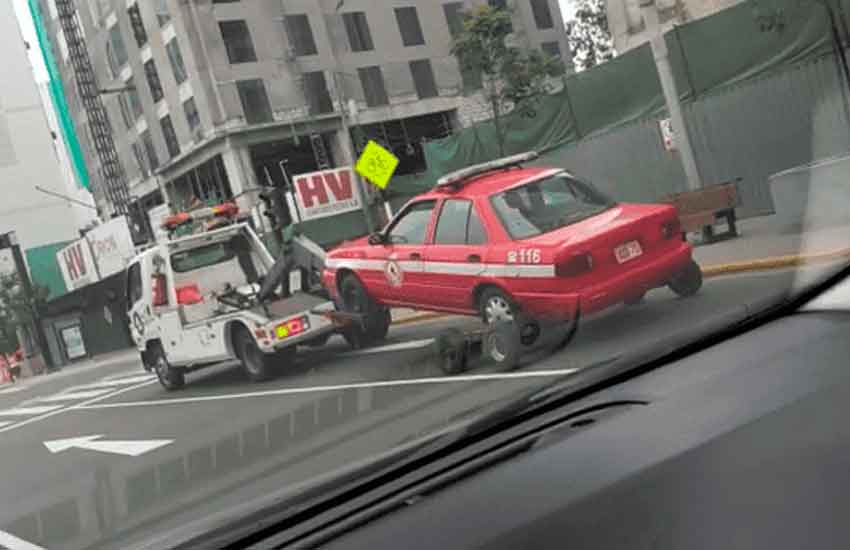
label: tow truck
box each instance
[126,202,387,390]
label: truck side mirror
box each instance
[368,233,386,246]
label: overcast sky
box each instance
[11,0,578,83]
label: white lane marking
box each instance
[0,529,46,550]
[0,421,12,429]
[0,379,159,435]
[35,388,115,403]
[78,367,581,410]
[344,338,435,356]
[0,385,23,395]
[0,405,64,417]
[44,435,173,457]
[77,374,156,389]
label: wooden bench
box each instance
[665,180,741,243]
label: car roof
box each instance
[419,166,562,201]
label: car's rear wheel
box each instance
[339,275,390,349]
[479,287,540,346]
[151,343,185,391]
[236,327,293,382]
[669,260,703,298]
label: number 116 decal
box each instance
[507,248,542,264]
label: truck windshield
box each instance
[171,242,236,273]
[490,173,616,239]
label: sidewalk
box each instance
[692,217,850,274]
[0,348,140,393]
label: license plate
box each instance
[614,240,643,264]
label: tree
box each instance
[567,0,615,71]
[0,273,49,356]
[452,4,561,156]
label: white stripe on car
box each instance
[325,258,556,278]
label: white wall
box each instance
[0,0,90,251]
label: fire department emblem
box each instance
[385,260,404,287]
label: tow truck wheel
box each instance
[151,344,185,391]
[236,328,279,382]
[486,321,522,370]
[669,259,703,298]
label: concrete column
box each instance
[640,0,702,192]
[221,144,257,213]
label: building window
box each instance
[410,59,438,99]
[155,0,170,26]
[443,3,465,38]
[395,7,425,47]
[343,12,374,52]
[131,141,150,177]
[127,3,148,47]
[144,59,164,103]
[488,0,513,31]
[126,76,143,119]
[183,97,201,134]
[219,20,258,64]
[165,39,188,84]
[141,129,159,170]
[237,79,273,124]
[303,71,333,115]
[284,14,317,56]
[530,0,554,29]
[358,66,388,107]
[541,41,565,74]
[107,25,128,74]
[160,115,180,158]
[117,92,134,128]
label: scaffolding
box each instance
[54,0,131,216]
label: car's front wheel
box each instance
[151,343,185,391]
[669,259,703,298]
[339,275,390,349]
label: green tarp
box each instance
[25,241,71,300]
[415,0,838,197]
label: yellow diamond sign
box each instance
[355,140,399,190]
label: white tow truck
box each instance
[125,202,386,390]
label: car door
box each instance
[381,200,437,306]
[423,199,490,312]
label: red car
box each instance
[323,153,701,344]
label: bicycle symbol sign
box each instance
[355,140,399,190]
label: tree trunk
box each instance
[490,92,505,157]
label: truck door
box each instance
[126,261,146,346]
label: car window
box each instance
[434,200,472,245]
[126,262,142,308]
[490,173,614,239]
[387,201,436,245]
[467,207,488,245]
[171,242,236,273]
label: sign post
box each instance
[291,167,365,222]
[355,140,400,224]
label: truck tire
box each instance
[339,275,389,349]
[486,321,522,370]
[151,344,185,391]
[669,259,703,298]
[436,328,468,375]
[236,328,290,382]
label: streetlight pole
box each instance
[640,0,702,192]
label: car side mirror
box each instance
[368,233,386,245]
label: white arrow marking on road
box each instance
[44,435,173,456]
[0,529,46,550]
[77,374,156,389]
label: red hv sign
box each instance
[292,168,362,222]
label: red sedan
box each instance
[323,153,701,344]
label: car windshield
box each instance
[490,173,615,239]
[4,0,850,548]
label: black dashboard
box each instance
[326,309,850,549]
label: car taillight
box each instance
[556,253,593,277]
[661,219,681,239]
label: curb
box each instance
[389,247,850,327]
[701,247,850,277]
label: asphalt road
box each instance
[0,267,834,550]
